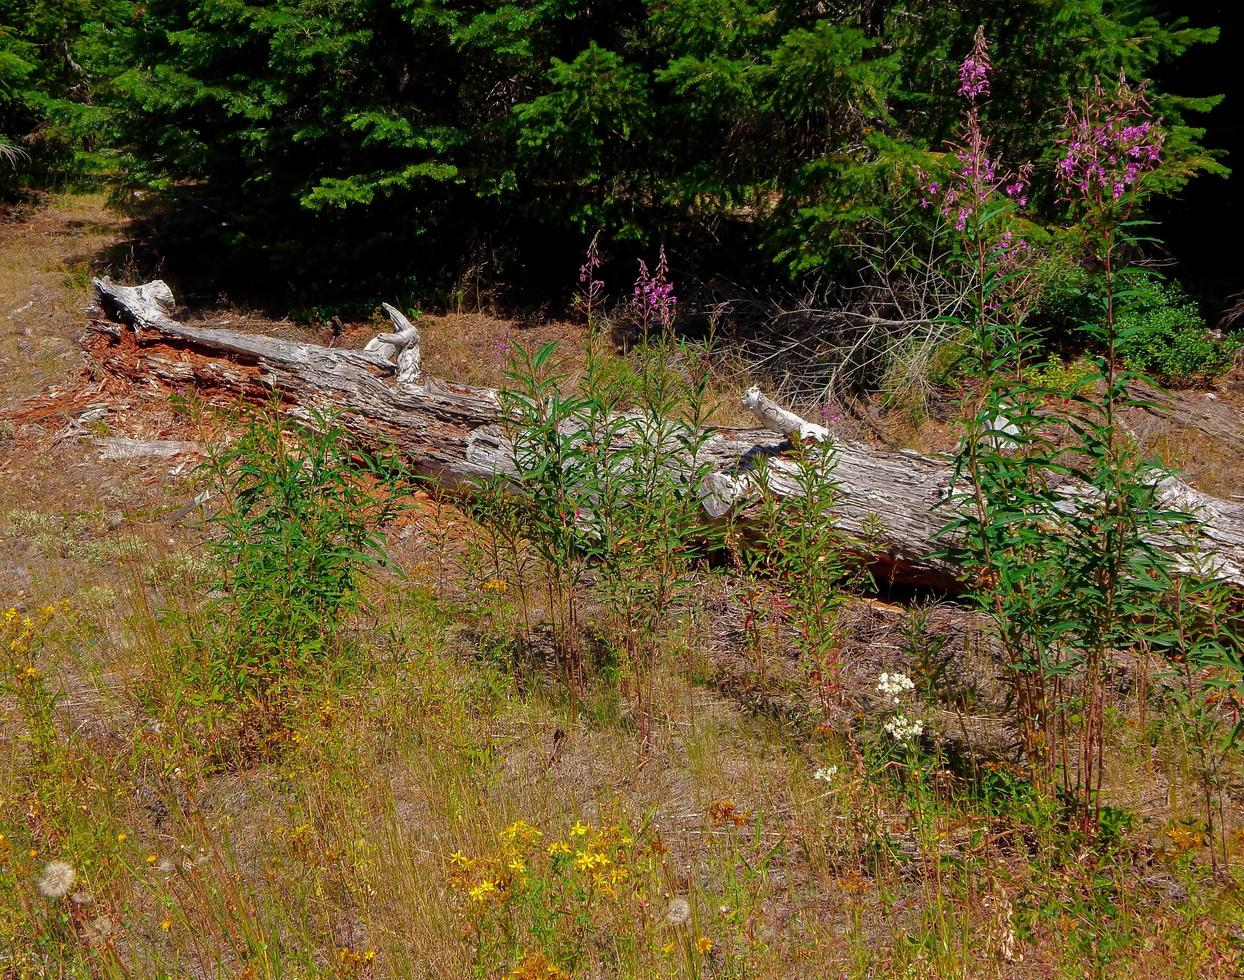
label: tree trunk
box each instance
[73,279,1244,593]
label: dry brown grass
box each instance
[0,192,129,410]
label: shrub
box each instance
[87,1,1221,300]
[1116,273,1239,386]
[1023,354,1096,391]
[200,405,404,699]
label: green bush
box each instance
[1116,274,1239,386]
[200,406,404,698]
[1024,355,1096,391]
[0,0,128,193]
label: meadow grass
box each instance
[1,193,1242,978]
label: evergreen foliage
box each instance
[0,0,127,190]
[0,1,1227,302]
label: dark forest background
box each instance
[1,1,1241,336]
[1152,1,1240,313]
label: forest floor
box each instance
[2,194,1244,978]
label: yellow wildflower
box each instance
[449,849,472,869]
[696,936,713,953]
[547,840,571,856]
[161,918,172,932]
[116,833,128,844]
[573,850,609,871]
[591,874,618,898]
[1166,826,1201,851]
[501,819,543,846]
[468,879,498,902]
[506,950,570,980]
[569,821,589,838]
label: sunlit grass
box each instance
[1,194,1242,978]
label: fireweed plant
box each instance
[497,342,602,700]
[199,405,404,705]
[731,442,865,719]
[1150,567,1244,867]
[928,31,1224,833]
[584,337,719,745]
[629,245,677,340]
[496,245,718,736]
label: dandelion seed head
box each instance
[665,896,691,926]
[37,861,75,899]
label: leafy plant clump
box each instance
[1115,273,1239,386]
[493,252,719,739]
[925,32,1242,842]
[198,405,404,701]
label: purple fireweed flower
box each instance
[916,29,1043,324]
[957,27,991,101]
[1055,76,1164,211]
[631,245,677,332]
[919,29,1032,242]
[575,230,606,321]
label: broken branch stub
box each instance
[362,303,422,383]
[741,385,830,442]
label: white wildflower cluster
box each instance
[883,713,925,745]
[812,765,839,784]
[876,671,915,705]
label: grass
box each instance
[1,194,1243,978]
[4,491,1242,977]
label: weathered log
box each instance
[78,279,1244,592]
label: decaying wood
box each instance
[741,385,830,442]
[1126,382,1244,455]
[363,302,422,383]
[78,279,1244,592]
[94,436,201,461]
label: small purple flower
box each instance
[1055,77,1164,210]
[631,246,677,332]
[957,28,991,101]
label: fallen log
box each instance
[76,279,1244,593]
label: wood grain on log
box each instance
[79,279,1244,593]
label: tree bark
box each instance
[75,279,1244,593]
